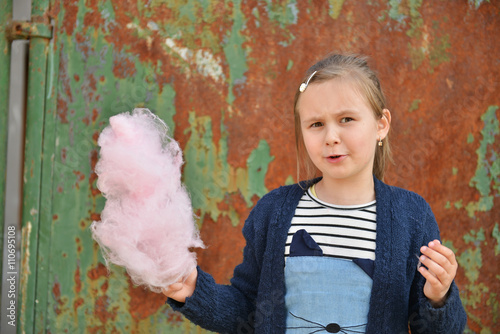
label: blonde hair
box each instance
[294,53,392,182]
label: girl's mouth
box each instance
[326,155,346,163]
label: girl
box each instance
[163,54,467,333]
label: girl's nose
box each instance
[325,126,341,146]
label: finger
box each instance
[428,240,457,266]
[419,265,441,285]
[162,283,183,296]
[420,254,446,282]
[421,243,456,272]
[420,246,449,269]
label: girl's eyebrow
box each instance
[301,115,323,124]
[301,109,359,123]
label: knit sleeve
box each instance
[167,265,256,333]
[408,203,467,333]
[166,187,284,333]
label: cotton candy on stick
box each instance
[91,108,204,293]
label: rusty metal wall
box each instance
[16,0,499,333]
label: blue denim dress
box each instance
[285,230,373,334]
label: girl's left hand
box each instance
[418,239,458,307]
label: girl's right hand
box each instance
[162,268,198,303]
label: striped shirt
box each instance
[284,188,377,260]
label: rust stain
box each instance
[73,170,85,189]
[196,205,246,284]
[73,297,84,312]
[113,55,137,79]
[82,3,105,30]
[127,277,166,321]
[57,98,68,123]
[76,237,82,254]
[82,108,99,126]
[89,295,119,334]
[61,0,78,35]
[89,212,100,222]
[52,282,64,315]
[89,149,100,197]
[74,32,91,58]
[92,130,100,142]
[87,262,108,281]
[74,263,82,293]
[92,108,99,123]
[100,280,108,293]
[60,148,67,164]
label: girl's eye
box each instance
[340,117,354,123]
[311,122,323,128]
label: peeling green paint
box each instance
[492,223,500,256]
[252,6,260,28]
[388,1,452,71]
[285,175,295,185]
[452,167,458,176]
[463,228,485,245]
[408,44,425,71]
[328,0,346,20]
[247,140,274,205]
[155,84,177,133]
[387,0,406,22]
[183,112,227,222]
[466,105,499,217]
[469,0,491,10]
[265,0,298,27]
[408,99,421,112]
[182,112,274,226]
[159,1,224,53]
[223,0,248,105]
[457,247,483,283]
[489,291,499,325]
[442,240,457,253]
[428,34,451,72]
[467,133,475,144]
[463,282,489,309]
[406,0,424,39]
[387,0,423,36]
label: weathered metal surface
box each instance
[17,0,499,333]
[18,0,53,331]
[0,0,13,299]
[8,20,53,40]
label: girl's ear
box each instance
[377,109,391,139]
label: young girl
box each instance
[163,54,467,333]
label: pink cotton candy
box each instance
[91,108,204,293]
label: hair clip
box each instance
[299,70,317,93]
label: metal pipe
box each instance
[18,0,51,331]
[0,0,13,290]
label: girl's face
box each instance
[297,79,390,185]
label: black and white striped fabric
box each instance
[284,188,377,260]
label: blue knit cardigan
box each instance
[168,177,467,333]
